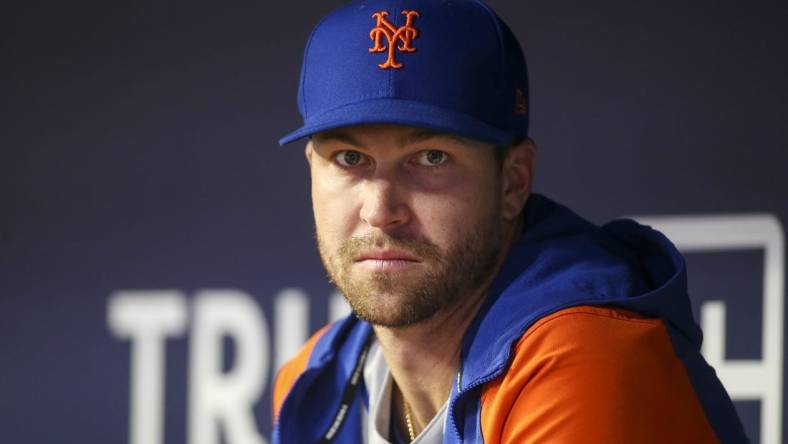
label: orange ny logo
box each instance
[368,10,420,69]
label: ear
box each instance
[501,138,536,220]
[305,141,313,166]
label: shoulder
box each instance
[479,305,719,443]
[514,305,671,361]
[272,323,333,422]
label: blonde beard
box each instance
[317,215,503,328]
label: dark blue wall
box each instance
[2,0,786,442]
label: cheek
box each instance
[411,178,500,245]
[311,175,359,240]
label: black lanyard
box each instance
[317,331,375,443]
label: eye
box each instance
[415,149,448,166]
[334,150,367,167]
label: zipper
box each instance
[446,364,507,443]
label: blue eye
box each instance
[334,150,366,167]
[416,150,448,166]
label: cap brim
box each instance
[278,98,516,146]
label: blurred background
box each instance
[2,0,786,443]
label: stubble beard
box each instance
[316,215,504,328]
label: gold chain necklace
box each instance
[403,399,416,442]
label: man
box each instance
[273,1,747,442]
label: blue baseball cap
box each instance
[278,0,529,146]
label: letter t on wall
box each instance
[107,290,188,444]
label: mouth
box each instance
[353,249,422,271]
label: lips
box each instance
[352,250,422,272]
[353,249,421,263]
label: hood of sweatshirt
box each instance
[458,192,702,389]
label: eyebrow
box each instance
[314,127,469,148]
[401,128,467,146]
[314,130,363,147]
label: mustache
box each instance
[337,233,441,261]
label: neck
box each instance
[375,289,484,437]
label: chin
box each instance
[354,310,433,329]
[345,290,443,328]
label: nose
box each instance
[359,175,410,230]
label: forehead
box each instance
[312,124,489,150]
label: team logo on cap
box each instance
[368,10,420,69]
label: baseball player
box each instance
[273,1,747,442]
